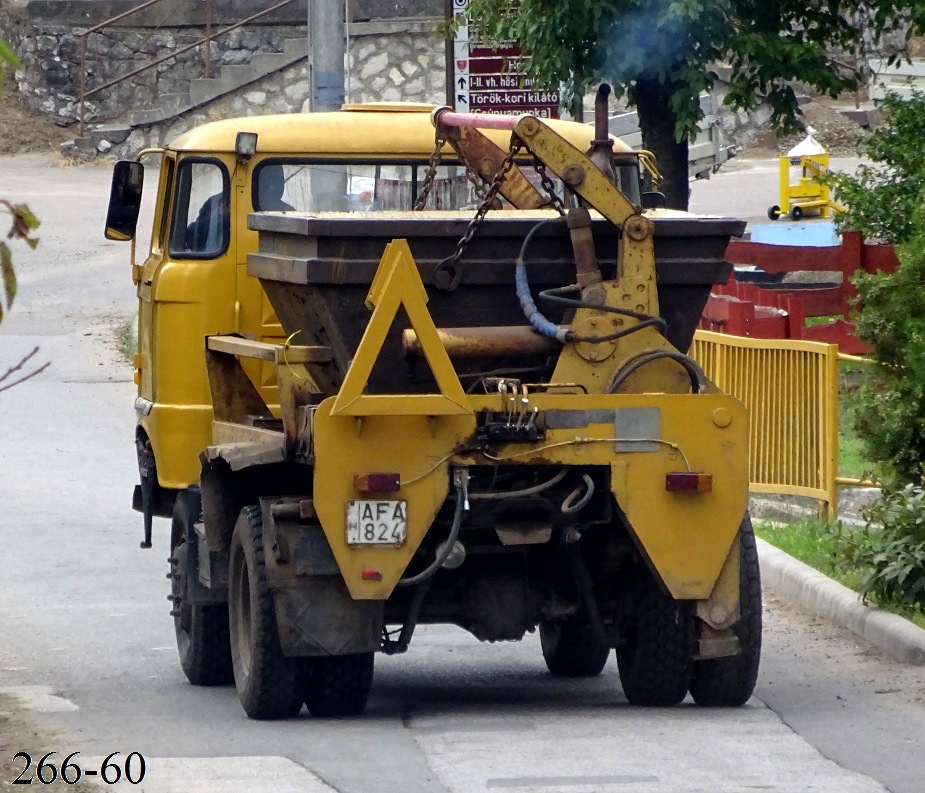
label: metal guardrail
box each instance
[76,0,300,135]
[869,57,925,104]
[691,330,841,517]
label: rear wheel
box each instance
[616,570,693,706]
[301,652,375,717]
[540,620,610,677]
[170,492,233,686]
[228,504,303,720]
[689,514,762,707]
[789,205,804,221]
[767,205,781,221]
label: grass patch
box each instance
[115,317,135,363]
[756,518,925,630]
[755,519,860,589]
[838,359,875,481]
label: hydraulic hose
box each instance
[561,474,595,515]
[516,218,570,342]
[607,349,708,394]
[515,218,669,346]
[396,482,466,587]
[468,468,568,501]
[538,285,669,342]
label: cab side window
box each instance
[253,161,472,213]
[168,160,229,258]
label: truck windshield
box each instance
[168,160,230,258]
[253,161,472,212]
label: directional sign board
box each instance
[451,0,560,118]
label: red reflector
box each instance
[665,472,713,493]
[361,570,383,581]
[354,472,401,494]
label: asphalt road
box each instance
[1,154,924,793]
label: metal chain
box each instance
[531,153,567,216]
[463,162,491,203]
[440,138,523,269]
[413,135,447,211]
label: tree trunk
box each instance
[635,78,690,211]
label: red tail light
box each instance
[354,472,401,494]
[665,472,713,493]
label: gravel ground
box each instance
[0,73,69,156]
[749,99,866,158]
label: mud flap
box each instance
[274,578,383,656]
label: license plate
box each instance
[346,500,408,546]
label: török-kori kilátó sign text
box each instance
[451,0,560,118]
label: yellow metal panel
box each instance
[312,403,477,599]
[313,390,748,601]
[331,240,472,417]
[167,108,634,157]
[460,392,749,599]
[691,330,839,516]
[142,404,213,489]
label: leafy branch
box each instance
[0,200,40,325]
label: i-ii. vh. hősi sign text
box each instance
[452,0,560,118]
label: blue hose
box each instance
[515,217,570,343]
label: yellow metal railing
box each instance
[691,330,840,517]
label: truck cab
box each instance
[104,104,640,542]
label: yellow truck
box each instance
[105,89,759,719]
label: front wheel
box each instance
[789,205,804,221]
[767,205,781,221]
[228,504,303,720]
[689,514,762,707]
[616,570,693,706]
[170,492,233,686]
[540,620,610,677]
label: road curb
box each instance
[757,537,925,665]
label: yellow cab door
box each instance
[135,152,172,406]
[234,156,287,409]
[145,153,237,488]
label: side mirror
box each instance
[104,161,145,241]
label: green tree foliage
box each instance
[0,42,36,325]
[464,0,925,209]
[824,91,925,485]
[852,216,925,486]
[827,91,925,244]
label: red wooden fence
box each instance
[700,230,900,354]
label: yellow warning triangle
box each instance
[330,239,472,417]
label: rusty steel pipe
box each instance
[432,108,522,131]
[594,83,611,142]
[588,84,616,188]
[403,326,561,360]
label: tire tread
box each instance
[230,504,302,720]
[302,652,375,717]
[689,514,762,707]
[541,621,610,678]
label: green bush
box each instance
[833,485,925,609]
[851,225,925,486]
[827,90,925,245]
[823,91,925,486]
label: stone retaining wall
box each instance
[346,20,445,104]
[113,60,309,156]
[15,22,306,125]
[109,20,446,157]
